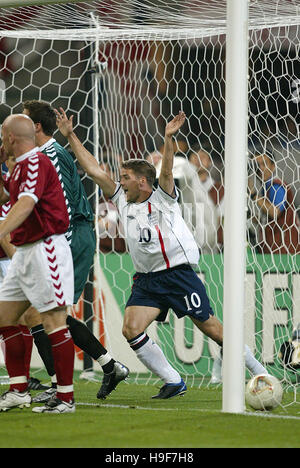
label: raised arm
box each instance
[159,111,186,196]
[55,108,116,198]
[248,175,282,220]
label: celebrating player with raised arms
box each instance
[55,108,268,399]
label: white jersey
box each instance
[111,184,200,273]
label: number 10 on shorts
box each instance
[184,292,201,311]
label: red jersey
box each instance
[0,200,11,258]
[4,148,69,246]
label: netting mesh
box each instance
[0,1,299,40]
[0,0,299,407]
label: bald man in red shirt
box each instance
[0,114,75,414]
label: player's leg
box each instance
[32,306,75,414]
[122,304,160,340]
[70,222,122,373]
[122,305,186,399]
[70,222,129,398]
[68,312,129,399]
[16,314,33,384]
[41,307,74,399]
[66,314,117,374]
[21,234,76,414]
[0,300,32,411]
[189,315,222,383]
[31,306,75,414]
[0,253,34,410]
[21,306,57,394]
[191,314,223,345]
[210,350,223,384]
[0,255,49,391]
[191,315,268,376]
[169,266,268,379]
[24,223,100,399]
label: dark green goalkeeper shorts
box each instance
[70,220,96,304]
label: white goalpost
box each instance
[222,0,248,414]
[0,0,299,412]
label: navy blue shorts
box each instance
[126,264,214,322]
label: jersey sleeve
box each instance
[18,154,47,203]
[0,201,11,220]
[156,184,179,205]
[110,183,127,211]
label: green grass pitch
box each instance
[0,370,300,449]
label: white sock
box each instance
[130,333,181,384]
[244,344,268,375]
[96,352,113,367]
[211,356,222,380]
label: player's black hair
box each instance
[121,159,156,187]
[22,100,56,136]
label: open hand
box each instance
[165,111,186,138]
[54,107,74,137]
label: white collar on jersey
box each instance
[16,147,40,163]
[38,137,56,152]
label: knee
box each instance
[122,320,142,341]
[122,306,156,341]
[23,306,42,329]
[122,323,134,340]
[41,308,67,334]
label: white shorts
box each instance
[0,234,74,313]
[0,258,11,287]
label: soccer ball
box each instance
[245,374,283,411]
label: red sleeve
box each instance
[18,153,47,202]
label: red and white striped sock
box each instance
[18,325,33,381]
[0,326,27,392]
[48,327,75,403]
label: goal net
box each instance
[0,0,299,407]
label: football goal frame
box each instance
[0,0,299,414]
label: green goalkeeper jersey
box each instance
[39,138,94,245]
